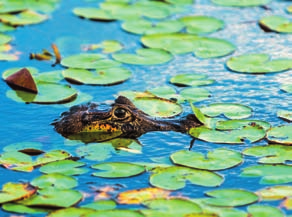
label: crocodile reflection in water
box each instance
[53,96,202,143]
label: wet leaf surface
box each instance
[39,160,88,175]
[247,204,284,217]
[277,110,292,122]
[170,73,215,87]
[31,173,78,189]
[259,15,292,33]
[256,185,292,200]
[2,203,50,215]
[0,183,36,204]
[267,125,292,144]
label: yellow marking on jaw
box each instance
[81,123,121,133]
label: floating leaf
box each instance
[85,210,145,217]
[259,15,292,33]
[204,189,258,207]
[200,103,252,119]
[61,53,121,69]
[281,84,292,93]
[39,160,88,176]
[170,73,214,87]
[178,87,211,103]
[31,173,78,189]
[83,40,123,53]
[243,144,292,164]
[19,188,82,208]
[148,86,185,103]
[190,103,216,128]
[112,48,173,65]
[62,67,131,85]
[3,141,43,155]
[226,53,292,74]
[281,197,292,210]
[240,164,292,184]
[171,148,243,171]
[73,7,115,21]
[0,183,36,204]
[211,0,271,7]
[142,198,202,217]
[256,185,292,200]
[47,207,95,217]
[189,125,265,144]
[179,16,224,34]
[117,187,170,205]
[92,162,145,178]
[121,19,184,35]
[0,10,48,26]
[35,70,64,83]
[287,5,292,14]
[267,125,292,144]
[81,200,116,210]
[215,119,271,131]
[0,33,12,45]
[150,166,223,190]
[247,204,284,217]
[2,203,49,215]
[277,110,292,122]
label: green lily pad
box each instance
[267,125,292,144]
[211,0,271,7]
[170,148,243,171]
[2,67,39,79]
[150,166,223,190]
[85,210,145,217]
[2,203,50,215]
[180,15,224,34]
[247,204,284,217]
[31,173,78,189]
[243,144,292,164]
[170,73,214,87]
[277,110,292,122]
[200,103,252,119]
[287,5,292,14]
[62,67,131,85]
[83,40,123,53]
[0,23,16,32]
[148,86,185,103]
[190,103,217,128]
[91,162,145,178]
[19,188,82,208]
[179,87,211,103]
[0,10,48,26]
[61,53,121,69]
[281,84,292,93]
[0,183,36,204]
[240,164,292,184]
[3,141,43,155]
[39,160,88,176]
[226,53,292,74]
[121,19,184,35]
[81,200,116,210]
[189,125,266,144]
[47,207,95,217]
[112,48,173,65]
[0,33,12,45]
[259,15,292,33]
[73,7,115,21]
[256,185,292,200]
[141,33,235,58]
[215,119,271,131]
[204,189,258,207]
[35,70,64,83]
[142,198,202,217]
[0,52,18,61]
[7,82,77,104]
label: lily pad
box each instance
[148,86,184,103]
[85,210,145,217]
[0,10,48,26]
[112,48,173,65]
[170,148,243,171]
[179,16,224,34]
[81,200,116,210]
[73,7,115,21]
[170,73,215,87]
[243,144,292,164]
[226,53,292,74]
[117,187,171,204]
[267,125,292,144]
[256,185,292,200]
[2,203,50,215]
[83,40,123,53]
[62,67,131,85]
[121,19,184,35]
[204,189,258,207]
[142,198,202,217]
[61,53,121,69]
[39,160,88,176]
[47,207,95,217]
[277,110,292,122]
[215,119,271,131]
[247,205,284,217]
[189,125,266,144]
[281,84,292,93]
[259,15,292,33]
[200,103,252,119]
[3,141,43,155]
[240,164,292,184]
[92,162,145,178]
[179,87,211,103]
[19,188,82,208]
[0,33,12,45]
[0,183,36,204]
[150,166,223,190]
[211,0,271,7]
[31,173,78,189]
[141,33,235,58]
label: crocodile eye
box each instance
[114,108,128,119]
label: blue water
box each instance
[1,0,292,216]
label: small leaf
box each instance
[39,160,88,176]
[170,73,214,87]
[259,15,292,33]
[2,203,49,215]
[31,173,78,189]
[277,110,292,122]
[256,185,292,200]
[248,204,284,217]
[0,10,48,26]
[267,125,292,144]
[0,183,36,204]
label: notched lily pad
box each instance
[267,125,292,144]
[31,173,78,189]
[150,166,223,190]
[259,15,292,33]
[39,160,88,176]
[62,67,131,85]
[3,141,44,155]
[240,164,292,184]
[256,185,292,200]
[170,73,214,87]
[226,53,292,74]
[112,48,173,65]
[0,10,48,26]
[170,148,243,171]
[91,162,145,178]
